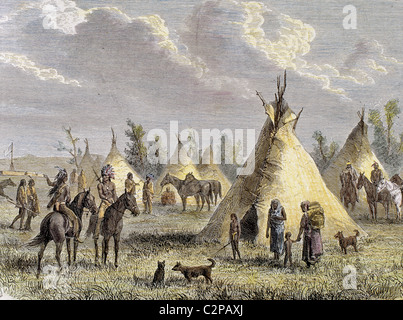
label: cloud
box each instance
[0,52,81,86]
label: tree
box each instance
[368,99,402,174]
[55,126,82,170]
[124,119,147,174]
[311,130,339,172]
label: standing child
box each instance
[284,231,296,267]
[229,213,241,260]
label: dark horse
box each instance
[27,190,97,277]
[340,170,358,210]
[206,179,222,206]
[160,173,213,211]
[357,172,391,221]
[0,178,16,200]
[99,190,140,268]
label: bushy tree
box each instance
[368,99,403,174]
[310,130,339,172]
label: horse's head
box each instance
[185,172,195,181]
[376,178,387,193]
[82,189,97,215]
[160,173,172,187]
[357,172,365,190]
[123,190,140,216]
[6,178,16,187]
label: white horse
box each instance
[377,179,402,221]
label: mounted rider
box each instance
[340,162,359,202]
[93,164,118,240]
[45,168,83,243]
[370,161,384,201]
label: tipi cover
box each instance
[196,74,366,246]
[78,139,101,190]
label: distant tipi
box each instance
[322,109,388,213]
[196,72,366,246]
[102,129,143,197]
[78,138,101,190]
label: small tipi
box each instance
[102,129,144,198]
[195,72,366,246]
[78,139,101,190]
[198,146,232,203]
[322,110,388,213]
[155,139,202,205]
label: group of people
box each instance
[228,199,324,268]
[8,165,155,243]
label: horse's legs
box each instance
[102,236,110,265]
[73,239,79,263]
[55,241,64,269]
[94,238,99,265]
[66,238,72,266]
[113,234,120,268]
[181,196,187,212]
[200,194,205,211]
[194,194,200,211]
[37,240,49,278]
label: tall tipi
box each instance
[103,129,144,198]
[196,72,366,246]
[322,110,388,213]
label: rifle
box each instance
[92,168,102,182]
[211,241,232,257]
[7,198,39,216]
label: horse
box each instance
[377,179,402,221]
[100,190,140,268]
[339,170,358,210]
[160,173,213,211]
[26,190,97,278]
[356,173,391,221]
[206,179,222,205]
[0,178,16,200]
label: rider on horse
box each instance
[45,168,83,243]
[340,162,359,204]
[371,161,384,201]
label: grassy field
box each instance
[0,181,402,301]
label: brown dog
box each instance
[334,230,360,254]
[172,258,215,283]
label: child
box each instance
[229,213,241,260]
[284,231,296,267]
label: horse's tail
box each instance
[207,258,216,268]
[25,212,53,247]
[209,183,214,203]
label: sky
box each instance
[1,0,403,161]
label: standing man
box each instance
[125,172,136,196]
[24,178,40,231]
[90,164,117,241]
[142,174,154,214]
[45,169,83,242]
[9,179,27,230]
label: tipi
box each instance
[102,129,144,198]
[78,139,101,190]
[195,72,366,246]
[322,110,388,213]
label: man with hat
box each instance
[370,161,384,201]
[142,173,154,214]
[340,162,359,204]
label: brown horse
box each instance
[160,173,213,211]
[100,190,140,268]
[27,190,97,278]
[0,178,16,200]
[357,172,391,221]
[340,170,358,210]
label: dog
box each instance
[172,258,215,283]
[334,230,360,254]
[152,260,165,286]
